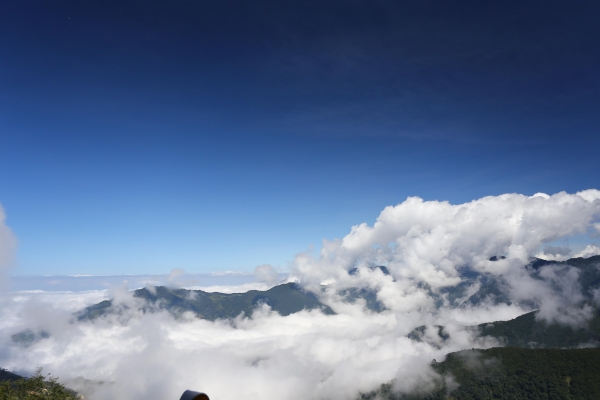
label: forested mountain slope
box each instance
[363,347,600,400]
[478,310,600,348]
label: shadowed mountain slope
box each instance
[0,369,23,383]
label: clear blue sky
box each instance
[1,1,599,275]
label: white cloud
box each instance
[2,191,600,399]
[535,245,572,261]
[573,245,600,258]
[292,191,600,320]
[1,296,485,400]
[190,282,272,294]
[502,264,593,326]
[253,264,281,286]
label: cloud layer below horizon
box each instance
[1,190,600,400]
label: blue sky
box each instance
[1,1,599,275]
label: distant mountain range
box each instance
[408,309,600,351]
[75,255,600,324]
[437,255,600,309]
[336,256,600,316]
[408,255,600,349]
[68,255,600,357]
[7,255,600,399]
[76,282,334,321]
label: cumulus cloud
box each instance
[1,191,600,400]
[573,245,600,258]
[165,268,200,288]
[292,191,600,318]
[253,264,281,286]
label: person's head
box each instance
[179,390,209,400]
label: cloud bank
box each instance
[1,191,600,400]
[294,190,600,290]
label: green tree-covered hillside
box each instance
[479,310,600,348]
[0,369,79,399]
[363,347,600,400]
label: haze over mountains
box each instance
[74,255,600,348]
[66,254,600,352]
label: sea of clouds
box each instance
[1,191,600,400]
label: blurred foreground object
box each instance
[180,390,209,400]
[0,368,80,399]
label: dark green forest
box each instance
[479,310,600,348]
[0,369,79,399]
[362,347,600,400]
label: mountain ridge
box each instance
[76,282,334,321]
